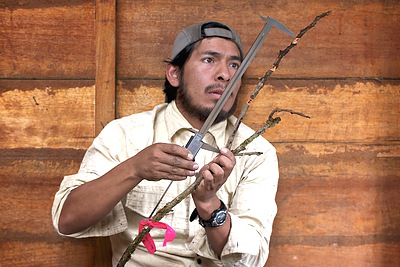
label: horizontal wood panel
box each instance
[0,148,96,266]
[0,80,95,149]
[1,143,397,237]
[1,240,96,266]
[4,78,397,147]
[273,143,400,237]
[117,0,400,79]
[267,243,400,267]
[1,146,398,265]
[116,79,400,143]
[0,149,85,237]
[1,1,398,79]
[0,1,95,79]
[241,79,400,143]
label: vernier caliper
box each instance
[148,16,295,218]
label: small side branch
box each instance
[232,108,310,155]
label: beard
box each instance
[176,78,238,125]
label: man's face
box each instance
[175,37,242,125]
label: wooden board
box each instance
[0,80,95,149]
[2,80,398,149]
[267,243,400,266]
[0,1,95,79]
[95,0,116,135]
[0,148,97,266]
[274,142,400,237]
[116,0,400,79]
[116,79,400,143]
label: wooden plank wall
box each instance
[0,0,399,266]
[0,1,99,266]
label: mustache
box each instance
[205,83,226,92]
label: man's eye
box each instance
[203,57,213,63]
[230,62,240,69]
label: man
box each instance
[52,21,279,266]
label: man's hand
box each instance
[130,143,199,182]
[190,148,235,257]
[192,148,236,203]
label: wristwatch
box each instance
[190,200,228,227]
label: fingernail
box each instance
[188,153,193,160]
[193,163,199,170]
[221,147,228,153]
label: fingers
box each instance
[198,147,236,189]
[208,148,236,177]
[200,164,221,191]
[167,143,195,161]
[214,147,236,169]
[135,143,198,182]
[157,143,198,177]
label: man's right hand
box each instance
[129,143,199,182]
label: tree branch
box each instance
[117,108,309,266]
[226,10,332,149]
[117,10,330,266]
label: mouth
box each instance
[206,86,225,99]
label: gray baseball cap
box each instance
[170,21,243,60]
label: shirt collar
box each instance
[165,101,229,149]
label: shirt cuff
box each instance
[187,212,269,265]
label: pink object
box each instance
[139,219,176,254]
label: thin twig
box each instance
[226,10,332,149]
[235,151,264,157]
[232,108,310,154]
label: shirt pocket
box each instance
[125,180,178,218]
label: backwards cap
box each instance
[170,21,243,60]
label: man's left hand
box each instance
[192,148,236,203]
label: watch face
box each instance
[214,211,227,225]
[197,200,228,227]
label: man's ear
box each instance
[166,64,180,87]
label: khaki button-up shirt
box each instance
[52,101,279,267]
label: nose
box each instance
[216,63,232,82]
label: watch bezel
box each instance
[198,200,227,227]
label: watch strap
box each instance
[189,200,228,227]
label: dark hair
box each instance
[163,43,197,103]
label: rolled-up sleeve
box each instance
[52,173,128,238]
[51,120,133,238]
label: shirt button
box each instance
[197,258,202,265]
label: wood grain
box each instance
[0,80,95,149]
[267,243,400,267]
[0,148,97,266]
[0,1,95,79]
[116,79,400,143]
[95,0,116,134]
[116,0,400,79]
